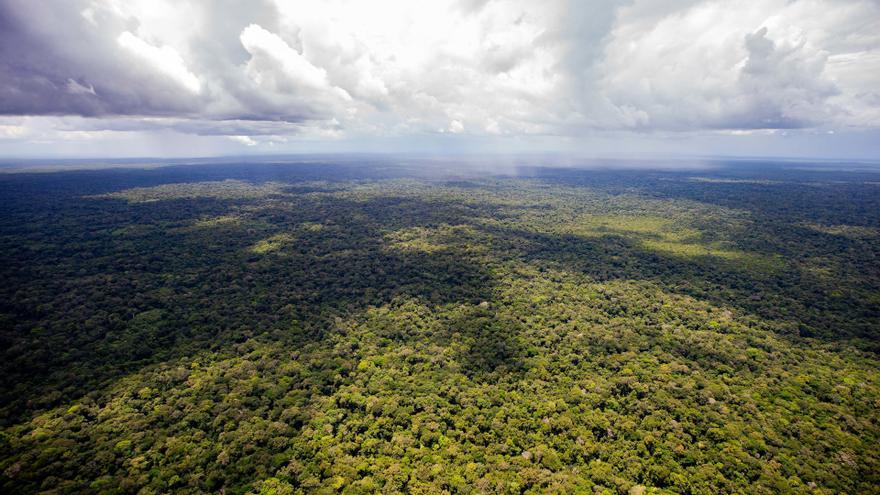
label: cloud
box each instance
[228,135,257,146]
[234,23,354,121]
[65,79,97,96]
[0,0,878,156]
[240,24,332,93]
[117,31,202,94]
[597,0,880,130]
[738,26,838,128]
[0,0,204,117]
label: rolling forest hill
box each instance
[0,159,878,494]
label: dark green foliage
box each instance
[0,161,878,494]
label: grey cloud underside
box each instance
[0,0,318,123]
[57,117,329,137]
[0,2,200,117]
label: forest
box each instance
[0,159,878,494]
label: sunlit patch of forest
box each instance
[0,161,878,494]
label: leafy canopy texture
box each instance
[0,161,878,494]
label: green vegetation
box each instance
[0,161,878,494]
[251,234,297,254]
[554,214,779,270]
[98,180,285,203]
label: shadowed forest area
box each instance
[0,160,878,494]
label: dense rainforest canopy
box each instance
[0,159,878,494]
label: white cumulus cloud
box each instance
[117,31,202,94]
[597,0,880,130]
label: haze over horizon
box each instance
[2,0,880,160]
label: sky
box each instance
[1,0,879,159]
